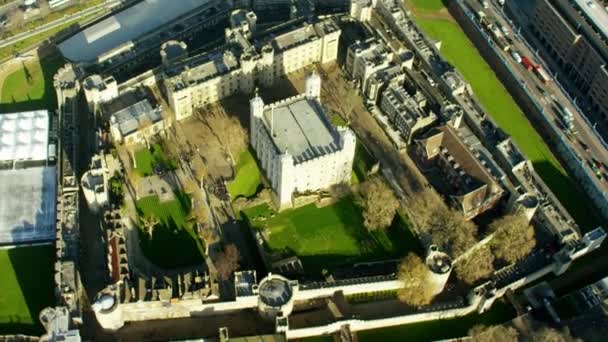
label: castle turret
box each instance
[305,71,322,100]
[250,92,264,148]
[425,245,453,296]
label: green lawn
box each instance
[0,53,64,113]
[227,149,262,200]
[412,14,597,227]
[134,144,176,177]
[0,245,55,336]
[352,142,376,184]
[136,192,205,268]
[408,0,447,12]
[243,198,420,274]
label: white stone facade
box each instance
[250,74,356,209]
[164,15,341,121]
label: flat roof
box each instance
[0,110,49,162]
[0,166,56,244]
[111,99,162,136]
[573,0,608,41]
[58,0,211,62]
[263,98,338,163]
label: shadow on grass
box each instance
[531,160,600,230]
[357,300,515,342]
[0,245,55,336]
[0,53,64,113]
[138,216,205,269]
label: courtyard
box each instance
[242,197,420,274]
[136,192,206,269]
[0,245,54,336]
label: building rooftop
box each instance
[58,0,212,62]
[166,50,240,91]
[258,276,293,307]
[263,97,338,163]
[0,110,49,162]
[111,99,162,137]
[572,0,608,41]
[0,166,56,244]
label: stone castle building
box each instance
[250,73,356,209]
[164,10,341,121]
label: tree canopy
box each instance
[397,253,436,306]
[356,177,400,231]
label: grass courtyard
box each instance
[134,143,177,177]
[227,149,262,200]
[0,53,64,113]
[0,245,54,336]
[243,197,420,274]
[136,192,205,269]
[406,1,598,228]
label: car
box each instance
[511,51,522,64]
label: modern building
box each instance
[414,124,505,219]
[379,78,437,143]
[164,12,340,121]
[529,0,608,122]
[0,110,56,244]
[57,0,219,63]
[250,73,356,209]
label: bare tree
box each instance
[490,212,536,264]
[469,325,519,342]
[189,204,209,226]
[205,111,247,164]
[356,177,400,231]
[529,327,582,342]
[140,215,160,236]
[397,253,436,306]
[183,178,200,196]
[454,245,495,285]
[408,189,478,258]
[216,244,240,281]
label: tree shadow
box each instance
[0,52,64,113]
[0,245,55,336]
[531,160,599,230]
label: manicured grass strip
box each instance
[408,0,447,12]
[413,17,596,227]
[136,193,205,268]
[134,144,176,177]
[243,198,420,274]
[227,149,262,200]
[0,53,64,112]
[0,245,54,336]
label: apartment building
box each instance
[379,79,437,143]
[530,0,608,122]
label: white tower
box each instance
[425,245,453,296]
[250,91,265,148]
[305,71,322,100]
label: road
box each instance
[480,0,608,188]
[0,0,120,49]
